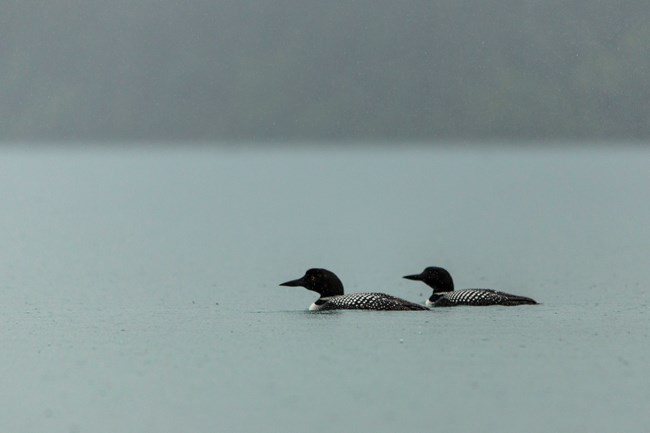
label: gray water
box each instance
[1,144,649,432]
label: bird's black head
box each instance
[403,266,454,293]
[279,268,345,297]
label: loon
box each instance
[280,268,429,311]
[403,266,538,307]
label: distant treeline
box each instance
[2,0,649,141]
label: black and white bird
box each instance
[280,268,429,311]
[403,266,538,307]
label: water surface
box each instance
[1,143,649,432]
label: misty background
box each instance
[3,0,649,142]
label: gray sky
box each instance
[2,0,649,142]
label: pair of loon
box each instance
[280,267,537,311]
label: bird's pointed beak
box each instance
[279,277,305,287]
[402,273,422,281]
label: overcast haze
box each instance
[2,0,649,142]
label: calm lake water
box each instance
[1,143,649,432]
